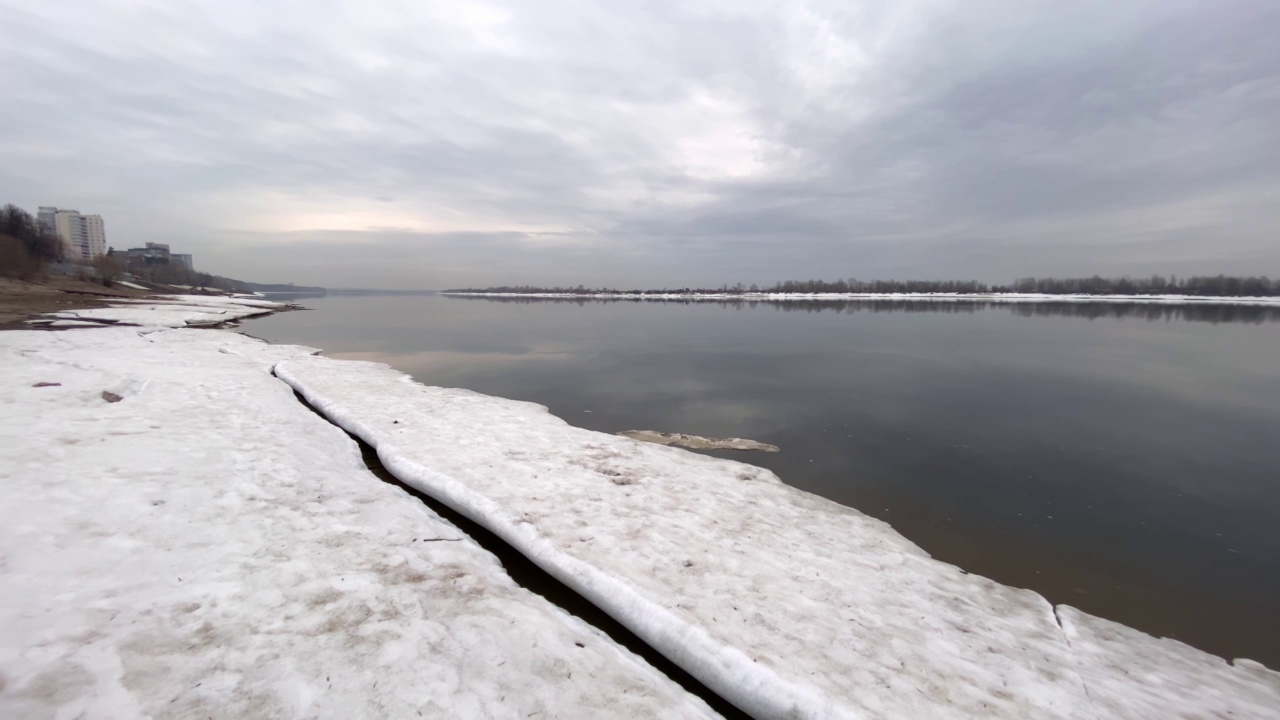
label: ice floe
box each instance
[618,430,780,452]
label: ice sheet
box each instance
[278,356,1107,719]
[1055,606,1280,719]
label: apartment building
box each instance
[85,215,106,259]
[38,206,107,261]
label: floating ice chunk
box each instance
[618,430,780,452]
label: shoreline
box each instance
[4,294,1279,718]
[0,297,719,719]
[443,290,1280,306]
[0,276,156,328]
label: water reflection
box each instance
[450,295,1280,324]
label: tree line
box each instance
[453,294,1280,323]
[0,201,276,291]
[0,204,64,279]
[449,274,1278,297]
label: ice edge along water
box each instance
[274,354,1280,720]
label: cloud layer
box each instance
[2,0,1277,287]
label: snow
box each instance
[277,355,1280,720]
[0,311,719,718]
[444,291,1280,306]
[1056,607,1280,719]
[37,295,285,328]
[115,280,148,290]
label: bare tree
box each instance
[0,204,62,263]
[0,235,43,279]
[91,254,125,288]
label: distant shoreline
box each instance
[442,291,1280,306]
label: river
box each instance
[246,294,1280,666]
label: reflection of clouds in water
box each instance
[957,319,1280,421]
[661,399,783,437]
[335,345,799,440]
[329,349,579,381]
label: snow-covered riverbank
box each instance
[3,295,1278,719]
[0,298,717,719]
[444,291,1280,306]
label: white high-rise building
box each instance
[42,207,108,261]
[54,211,90,261]
[85,215,106,258]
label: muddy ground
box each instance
[0,276,155,328]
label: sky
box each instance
[1,0,1277,289]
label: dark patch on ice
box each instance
[101,391,124,403]
[32,382,61,387]
[15,319,140,332]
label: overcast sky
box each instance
[1,0,1276,288]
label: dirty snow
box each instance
[277,355,1280,720]
[618,430,780,452]
[0,312,718,719]
[33,294,281,328]
[1055,607,1280,719]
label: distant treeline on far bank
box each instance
[447,274,1278,297]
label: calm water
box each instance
[246,295,1280,666]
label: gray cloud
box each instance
[1,0,1277,288]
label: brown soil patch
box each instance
[0,276,155,329]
